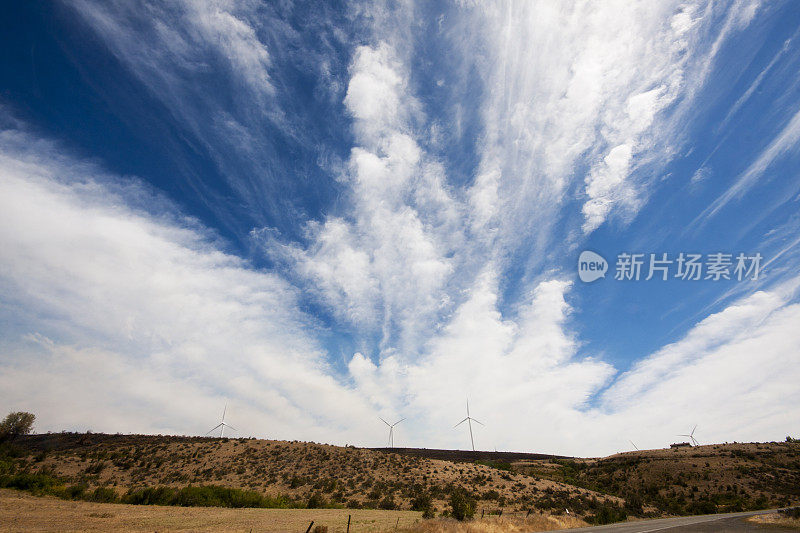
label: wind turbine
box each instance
[379,417,405,448]
[206,404,236,438]
[678,424,699,446]
[629,440,639,451]
[454,399,484,452]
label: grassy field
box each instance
[0,488,421,532]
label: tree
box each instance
[0,412,35,442]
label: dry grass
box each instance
[400,514,588,532]
[0,488,420,532]
[11,433,619,515]
[512,441,800,515]
[746,513,800,530]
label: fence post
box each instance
[481,509,484,519]
[347,514,351,533]
[305,521,314,533]
[395,517,400,529]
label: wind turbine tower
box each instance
[454,399,484,452]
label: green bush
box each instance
[588,503,627,525]
[124,486,177,505]
[411,491,432,512]
[88,487,118,503]
[0,472,60,494]
[449,488,476,521]
[174,485,264,508]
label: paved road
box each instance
[558,509,797,532]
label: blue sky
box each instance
[1,1,799,456]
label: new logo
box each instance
[578,251,608,282]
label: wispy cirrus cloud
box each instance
[693,106,800,225]
[0,124,376,441]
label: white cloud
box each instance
[0,127,376,442]
[256,42,462,356]
[2,115,799,455]
[452,1,762,240]
[67,0,300,231]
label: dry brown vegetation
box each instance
[512,441,800,516]
[9,433,619,518]
[746,512,800,530]
[5,433,799,531]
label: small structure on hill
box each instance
[670,442,691,449]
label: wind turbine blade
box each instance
[379,417,391,427]
[225,424,237,432]
[678,434,690,437]
[454,418,468,427]
[471,418,485,426]
[691,424,697,436]
[222,404,227,423]
[206,423,223,435]
[466,399,470,417]
[393,418,406,426]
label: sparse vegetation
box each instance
[512,442,800,517]
[2,431,798,528]
[3,432,618,519]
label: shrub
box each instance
[307,492,328,509]
[588,503,627,525]
[482,489,500,500]
[0,472,60,494]
[88,487,118,503]
[124,486,177,505]
[411,492,432,512]
[378,494,396,510]
[780,507,800,519]
[449,488,476,521]
[624,493,643,515]
[174,485,266,508]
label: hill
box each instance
[3,433,621,522]
[5,434,798,526]
[511,441,800,516]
